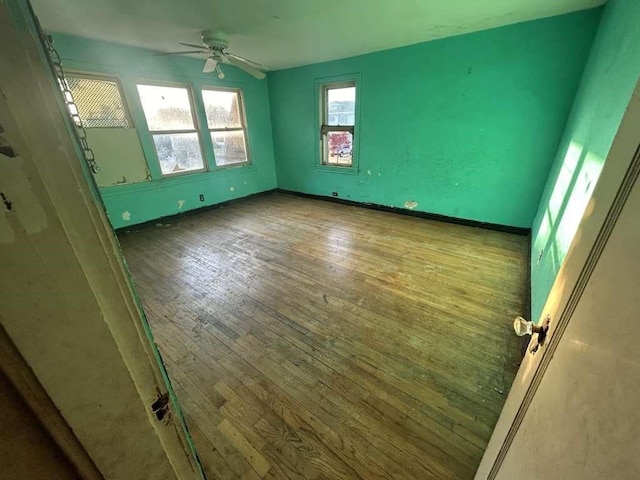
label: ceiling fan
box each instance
[157,31,267,80]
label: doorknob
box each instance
[513,315,551,354]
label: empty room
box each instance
[2,0,640,479]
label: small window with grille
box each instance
[65,74,130,128]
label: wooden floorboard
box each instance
[118,192,528,480]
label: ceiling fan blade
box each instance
[224,55,266,80]
[227,53,268,72]
[154,50,207,56]
[178,42,209,50]
[203,57,218,73]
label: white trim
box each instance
[135,81,208,176]
[200,86,252,168]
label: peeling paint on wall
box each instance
[0,155,48,241]
[404,200,418,209]
[122,211,131,221]
[177,200,185,210]
[229,186,235,192]
[1,192,12,211]
[0,127,17,158]
[85,128,149,187]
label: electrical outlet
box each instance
[332,192,338,197]
[199,194,205,202]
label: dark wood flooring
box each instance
[118,192,528,480]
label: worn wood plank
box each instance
[118,192,527,480]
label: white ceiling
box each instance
[31,0,605,71]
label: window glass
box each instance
[137,85,194,131]
[152,133,204,174]
[66,76,129,128]
[321,82,356,167]
[327,87,355,126]
[202,90,241,128]
[202,88,250,167]
[137,84,205,175]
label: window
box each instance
[202,88,250,167]
[66,74,130,128]
[320,81,356,167]
[137,84,205,175]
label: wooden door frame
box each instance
[475,80,640,478]
[0,325,103,479]
[1,1,204,478]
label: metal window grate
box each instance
[66,77,129,128]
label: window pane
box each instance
[211,130,248,166]
[137,85,195,131]
[325,131,353,166]
[152,133,204,174]
[327,86,355,126]
[66,77,129,128]
[202,90,242,128]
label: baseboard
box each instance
[277,189,531,236]
[114,188,277,233]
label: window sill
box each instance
[160,167,208,179]
[316,164,359,175]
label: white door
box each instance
[492,155,640,479]
[1,1,203,478]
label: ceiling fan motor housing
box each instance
[201,31,229,51]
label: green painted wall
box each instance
[530,0,640,322]
[53,33,277,229]
[267,10,601,228]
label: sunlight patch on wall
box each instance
[534,210,552,262]
[554,150,603,257]
[549,141,583,223]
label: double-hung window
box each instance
[202,88,250,167]
[137,83,205,175]
[320,81,356,167]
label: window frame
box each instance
[316,75,360,173]
[201,86,252,169]
[65,71,133,129]
[136,80,207,177]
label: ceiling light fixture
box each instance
[155,30,267,80]
[215,63,225,79]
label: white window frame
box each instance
[136,81,207,177]
[319,79,357,169]
[201,86,251,168]
[65,72,132,129]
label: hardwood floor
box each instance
[117,192,528,480]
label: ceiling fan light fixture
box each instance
[160,31,268,80]
[215,64,225,79]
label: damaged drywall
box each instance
[0,151,48,241]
